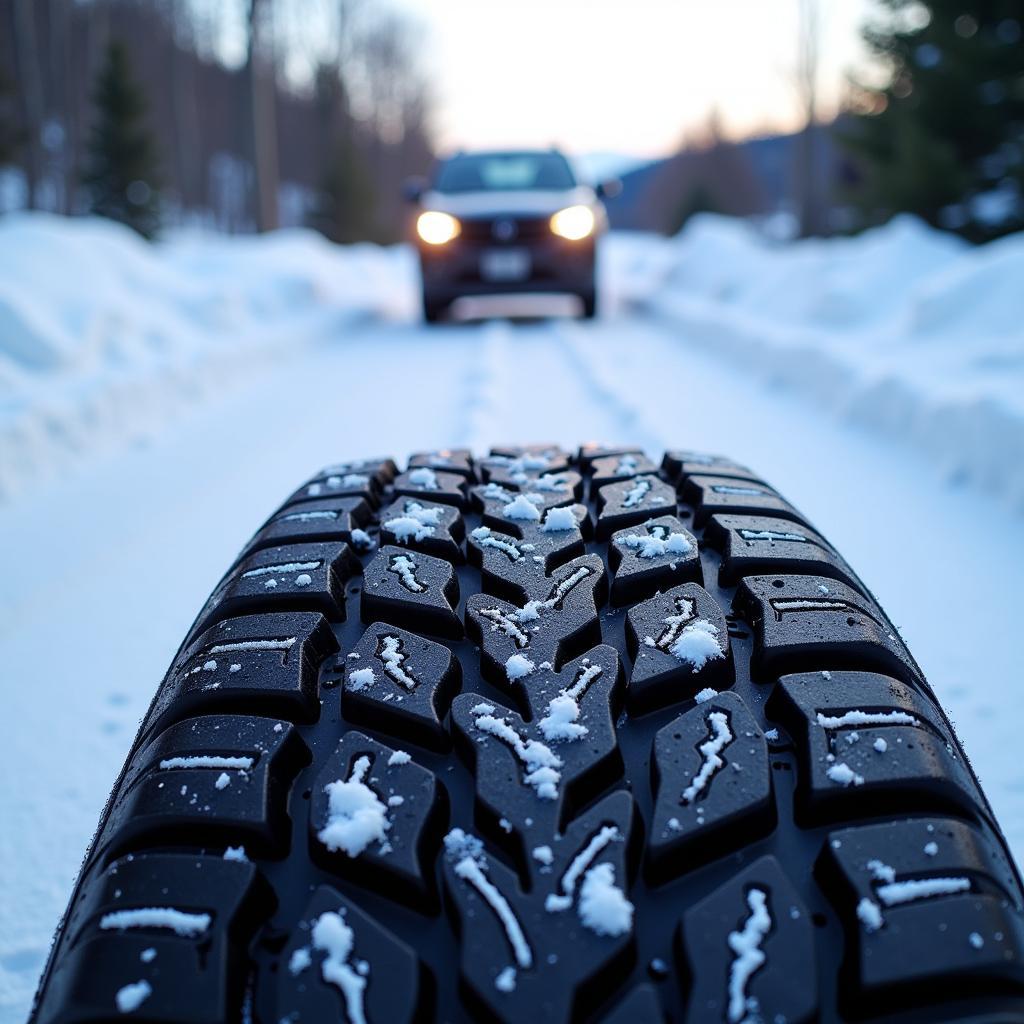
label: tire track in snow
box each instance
[452,320,514,453]
[551,318,668,453]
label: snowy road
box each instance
[2,304,1022,1020]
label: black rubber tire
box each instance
[31,445,1024,1024]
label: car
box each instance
[405,149,617,322]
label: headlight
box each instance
[550,204,595,240]
[416,211,461,245]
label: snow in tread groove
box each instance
[444,829,533,970]
[311,910,369,1024]
[472,525,526,560]
[681,710,733,804]
[99,907,211,936]
[471,706,562,800]
[727,887,771,1023]
[377,636,416,689]
[158,755,253,771]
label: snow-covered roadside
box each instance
[0,214,415,501]
[632,215,1024,509]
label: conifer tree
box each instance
[844,0,1024,241]
[83,41,161,238]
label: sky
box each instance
[397,0,877,159]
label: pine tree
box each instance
[83,41,161,238]
[306,63,378,243]
[843,0,1024,242]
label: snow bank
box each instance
[0,213,414,500]
[644,214,1024,508]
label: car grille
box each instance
[459,216,551,243]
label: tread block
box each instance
[191,541,359,639]
[466,554,607,686]
[241,495,371,556]
[678,855,817,1024]
[821,817,1024,1007]
[378,495,465,562]
[577,443,643,473]
[735,575,921,685]
[443,791,635,1023]
[35,853,267,1024]
[391,467,469,509]
[625,583,733,712]
[595,476,677,540]
[471,480,586,536]
[342,621,461,750]
[661,450,759,485]
[590,452,660,489]
[468,516,587,604]
[408,446,478,481]
[484,465,585,501]
[99,714,306,859]
[769,671,985,823]
[451,646,623,840]
[609,515,702,605]
[149,612,337,736]
[360,545,462,639]
[648,692,772,882]
[286,460,394,509]
[480,444,573,483]
[681,474,804,527]
[274,885,421,1024]
[705,512,863,591]
[309,731,442,907]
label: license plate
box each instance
[480,249,531,282]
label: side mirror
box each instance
[595,178,622,200]
[402,177,427,203]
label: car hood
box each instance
[421,186,596,219]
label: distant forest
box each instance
[1,0,1020,243]
[0,0,434,241]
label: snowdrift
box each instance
[0,213,414,499]
[644,214,1024,508]
[1,210,1021,507]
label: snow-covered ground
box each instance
[1,213,1022,1021]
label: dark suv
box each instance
[406,149,616,322]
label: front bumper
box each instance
[418,236,596,301]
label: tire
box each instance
[31,445,1024,1024]
[579,288,597,319]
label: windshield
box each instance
[433,152,577,193]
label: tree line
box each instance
[0,0,434,241]
[1,0,1021,244]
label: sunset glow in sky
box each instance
[399,0,875,158]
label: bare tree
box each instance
[794,0,824,236]
[11,0,44,207]
[245,0,279,231]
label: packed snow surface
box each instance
[1,212,1023,1022]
